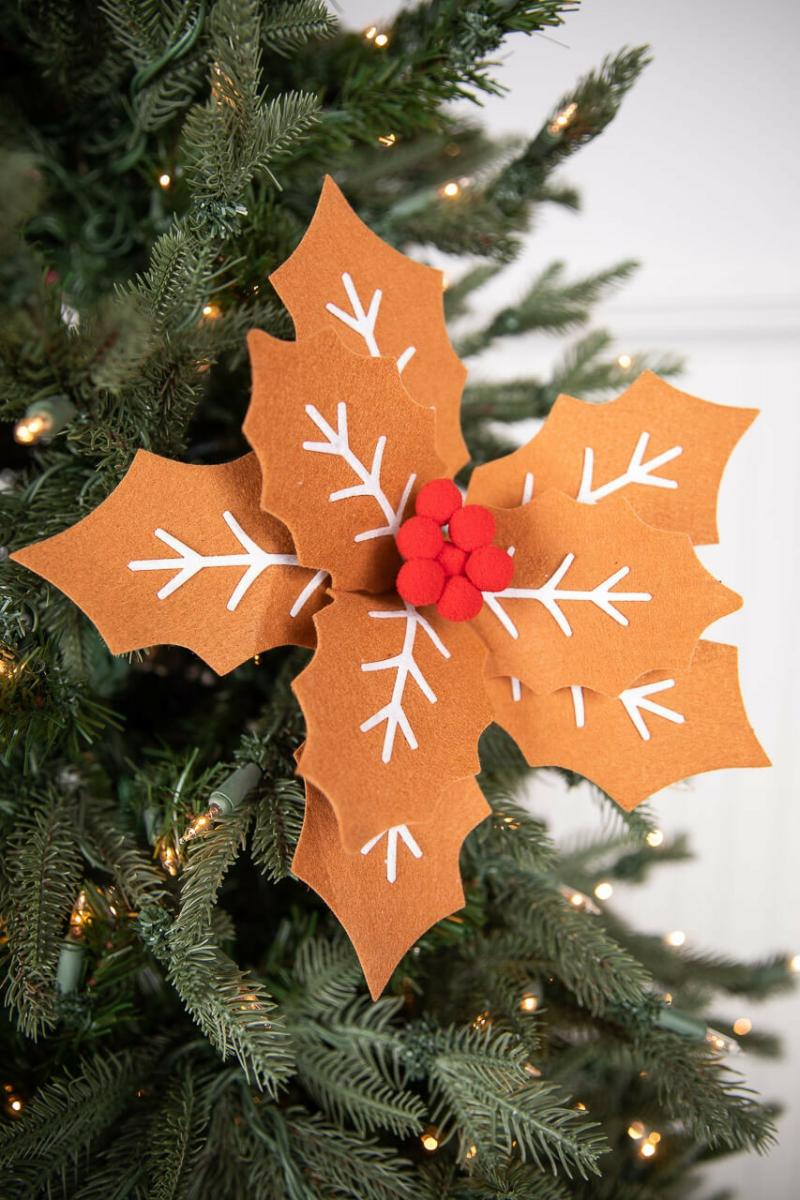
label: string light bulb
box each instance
[594,880,614,901]
[14,396,76,445]
[201,303,221,321]
[639,1139,657,1159]
[705,1026,740,1056]
[157,839,180,876]
[547,102,578,136]
[439,180,462,200]
[69,890,91,937]
[733,1017,752,1036]
[420,1126,440,1152]
[472,1010,492,1031]
[377,133,397,147]
[519,991,540,1013]
[627,1120,646,1140]
[158,172,172,189]
[788,953,800,974]
[559,883,601,915]
[617,353,633,370]
[645,828,664,847]
[363,26,389,47]
[664,929,686,948]
[3,1086,24,1118]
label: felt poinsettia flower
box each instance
[12,177,768,997]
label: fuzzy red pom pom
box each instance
[437,542,467,577]
[396,515,444,561]
[436,575,483,622]
[465,545,514,592]
[449,504,495,551]
[396,559,446,606]
[415,478,462,525]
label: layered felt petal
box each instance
[472,491,741,696]
[245,329,445,593]
[468,373,757,545]
[292,773,489,999]
[11,451,325,674]
[488,641,769,810]
[293,591,493,851]
[270,175,469,478]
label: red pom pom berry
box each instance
[396,559,446,607]
[437,543,467,577]
[436,575,483,622]
[415,478,462,525]
[396,515,443,560]
[465,545,514,593]
[449,504,495,551]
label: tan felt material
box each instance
[270,175,469,478]
[245,329,445,593]
[469,372,757,546]
[292,772,489,998]
[11,451,323,674]
[472,491,742,696]
[293,590,492,851]
[488,641,770,810]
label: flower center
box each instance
[395,478,514,621]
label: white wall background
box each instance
[341,2,800,1194]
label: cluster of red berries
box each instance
[395,478,515,621]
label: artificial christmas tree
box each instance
[0,3,794,1197]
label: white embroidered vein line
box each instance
[127,510,326,616]
[484,553,651,640]
[577,432,683,504]
[509,474,535,701]
[303,400,415,542]
[360,824,423,883]
[360,604,450,763]
[570,679,685,742]
[326,271,416,373]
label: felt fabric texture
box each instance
[245,328,445,594]
[472,491,742,696]
[292,771,490,1000]
[488,641,770,810]
[396,558,446,606]
[270,175,469,479]
[416,477,462,524]
[468,372,757,546]
[10,451,323,674]
[293,590,492,851]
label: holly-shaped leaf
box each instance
[270,175,469,478]
[245,329,445,593]
[469,373,757,544]
[488,641,769,810]
[292,773,489,999]
[11,452,325,674]
[472,491,741,695]
[293,590,492,851]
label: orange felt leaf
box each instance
[292,773,489,999]
[488,641,770,810]
[11,452,325,674]
[468,372,757,545]
[293,590,493,851]
[245,329,446,594]
[472,491,741,696]
[270,175,468,478]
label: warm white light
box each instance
[420,1127,440,1151]
[547,102,578,136]
[645,828,664,848]
[519,992,539,1013]
[788,953,800,974]
[202,303,221,320]
[627,1120,646,1140]
[664,929,686,947]
[733,1017,752,1036]
[594,880,614,901]
[640,1141,656,1159]
[377,132,396,146]
[374,32,389,47]
[440,180,461,199]
[617,353,633,369]
[158,172,171,188]
[14,413,51,445]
